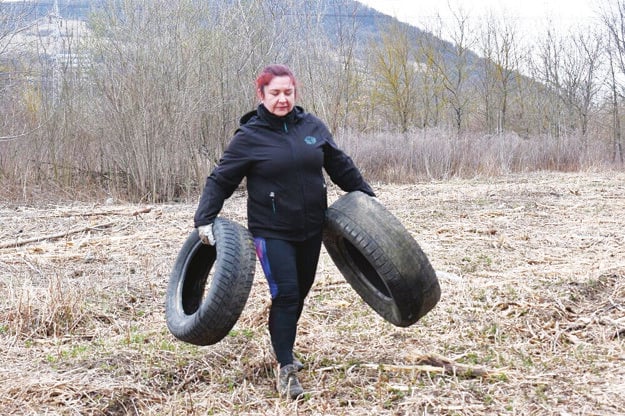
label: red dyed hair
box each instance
[255,64,297,98]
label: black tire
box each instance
[323,191,441,327]
[165,218,256,346]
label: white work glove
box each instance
[197,224,215,246]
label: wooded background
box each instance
[1,0,624,202]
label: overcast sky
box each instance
[356,0,602,38]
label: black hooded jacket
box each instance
[194,104,375,241]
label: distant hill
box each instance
[0,0,483,70]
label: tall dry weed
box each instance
[4,273,87,339]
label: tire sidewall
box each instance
[165,218,255,345]
[323,192,440,327]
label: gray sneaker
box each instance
[277,364,304,399]
[293,355,304,371]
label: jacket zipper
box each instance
[269,191,276,213]
[285,120,309,238]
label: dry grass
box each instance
[337,130,615,184]
[1,171,624,415]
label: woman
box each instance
[193,64,375,399]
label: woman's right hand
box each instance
[197,224,215,245]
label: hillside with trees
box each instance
[1,0,624,203]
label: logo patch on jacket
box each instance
[304,136,317,145]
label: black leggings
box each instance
[254,234,322,367]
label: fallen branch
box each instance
[48,206,153,218]
[132,207,153,216]
[0,222,115,249]
[317,363,447,374]
[316,353,500,379]
[414,353,496,378]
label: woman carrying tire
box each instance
[194,64,375,400]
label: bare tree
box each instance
[0,0,37,58]
[81,0,308,200]
[0,0,38,141]
[316,1,364,133]
[85,0,227,200]
[415,28,446,129]
[287,0,364,133]
[607,47,624,163]
[432,6,476,136]
[369,20,418,133]
[477,14,521,135]
[529,27,566,138]
[560,30,604,139]
[601,0,625,75]
[601,0,625,164]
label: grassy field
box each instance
[1,171,624,415]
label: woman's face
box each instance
[258,75,295,117]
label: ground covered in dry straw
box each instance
[1,171,624,415]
